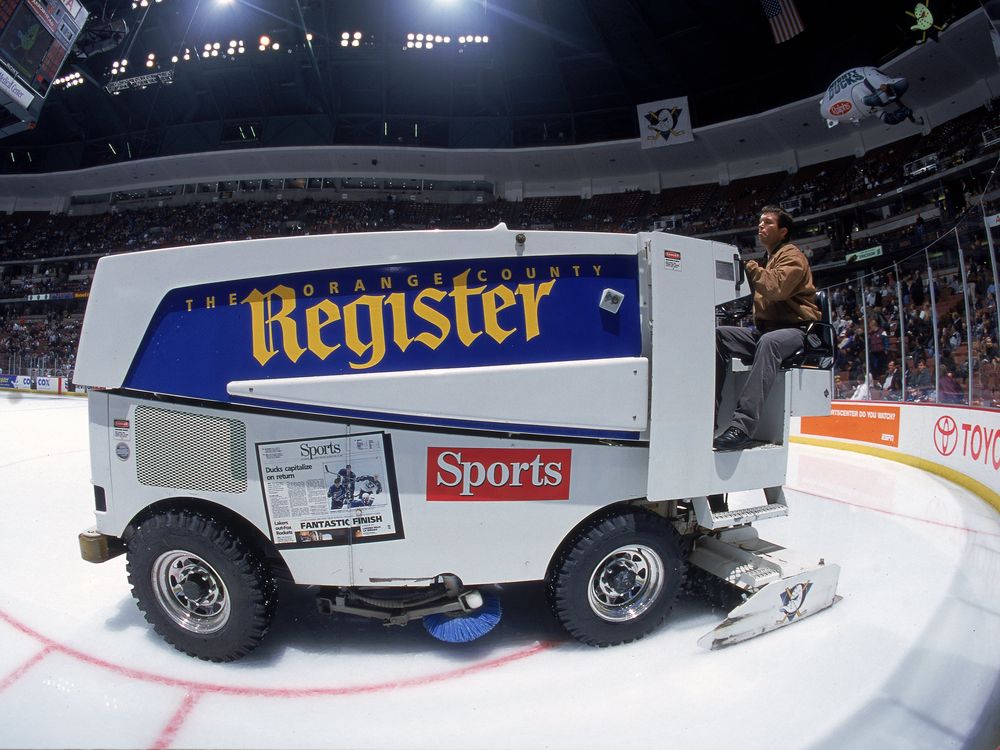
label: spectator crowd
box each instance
[1,102,999,406]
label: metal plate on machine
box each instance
[715,260,735,281]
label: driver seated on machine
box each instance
[714,206,820,451]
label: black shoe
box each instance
[713,426,750,451]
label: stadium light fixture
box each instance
[104,69,174,94]
[405,31,452,50]
[54,72,85,89]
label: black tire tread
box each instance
[126,509,277,662]
[546,510,685,647]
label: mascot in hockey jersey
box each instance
[820,67,921,127]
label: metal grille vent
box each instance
[134,406,247,493]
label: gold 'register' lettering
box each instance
[243,271,561,367]
[449,269,485,346]
[411,288,451,348]
[482,285,517,344]
[343,295,386,370]
[243,285,306,365]
[384,293,414,352]
[517,280,555,341]
[305,299,341,360]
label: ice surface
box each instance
[0,393,997,750]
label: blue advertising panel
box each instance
[125,254,642,406]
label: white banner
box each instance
[35,376,62,393]
[0,65,34,110]
[60,0,82,18]
[637,96,693,148]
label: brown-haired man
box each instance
[714,206,820,450]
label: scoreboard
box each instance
[0,0,89,138]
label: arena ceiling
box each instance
[0,0,987,171]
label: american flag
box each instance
[761,0,804,44]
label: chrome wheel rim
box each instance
[151,550,231,634]
[587,544,664,622]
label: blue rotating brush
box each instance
[423,592,502,643]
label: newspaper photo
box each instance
[255,431,402,548]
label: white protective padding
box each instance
[228,356,649,432]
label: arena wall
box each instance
[793,401,1000,513]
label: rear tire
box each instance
[126,509,277,662]
[547,510,685,646]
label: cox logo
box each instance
[829,100,853,116]
[933,415,958,456]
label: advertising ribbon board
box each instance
[800,403,901,447]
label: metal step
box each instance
[688,530,783,591]
[692,486,788,530]
[710,504,788,526]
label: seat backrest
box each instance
[816,289,830,322]
[782,289,835,370]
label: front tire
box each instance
[126,509,277,662]
[547,510,685,646]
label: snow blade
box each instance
[697,565,841,649]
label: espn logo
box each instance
[427,448,571,501]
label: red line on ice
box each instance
[0,608,555,697]
[0,645,52,693]
[151,690,203,750]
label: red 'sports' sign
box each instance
[426,447,571,501]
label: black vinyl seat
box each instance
[782,290,835,370]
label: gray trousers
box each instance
[715,325,807,437]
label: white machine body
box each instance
[76,225,837,646]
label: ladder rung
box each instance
[711,504,788,526]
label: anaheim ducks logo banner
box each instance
[637,96,694,148]
[125,254,641,403]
